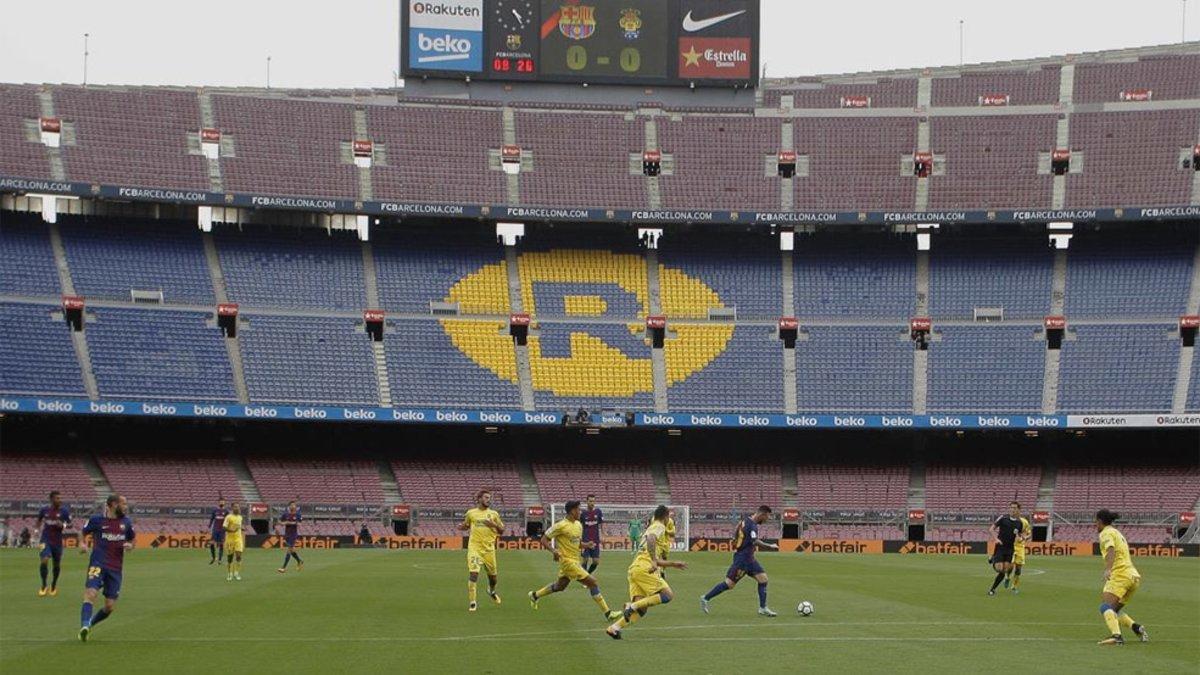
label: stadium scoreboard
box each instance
[402,0,759,87]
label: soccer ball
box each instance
[797,601,813,616]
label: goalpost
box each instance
[548,504,690,552]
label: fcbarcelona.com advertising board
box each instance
[407,0,484,73]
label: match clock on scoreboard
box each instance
[488,0,540,79]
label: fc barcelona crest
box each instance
[558,4,596,40]
[619,8,642,40]
[507,33,522,50]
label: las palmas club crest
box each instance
[558,4,596,40]
[619,8,642,40]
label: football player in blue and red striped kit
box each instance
[207,498,229,565]
[581,495,603,574]
[277,500,304,573]
[700,505,779,617]
[36,490,72,597]
[78,494,135,642]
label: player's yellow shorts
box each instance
[627,560,669,599]
[557,559,589,582]
[227,537,245,554]
[1103,573,1140,602]
[467,548,497,575]
[1012,547,1026,566]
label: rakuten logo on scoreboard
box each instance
[408,0,483,72]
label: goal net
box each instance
[548,503,690,552]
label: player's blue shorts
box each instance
[725,556,765,582]
[39,542,63,563]
[581,543,600,559]
[211,530,226,544]
[285,535,298,548]
[85,567,123,599]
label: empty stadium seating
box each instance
[1064,229,1196,318]
[86,308,237,401]
[247,458,384,504]
[0,85,50,179]
[0,303,86,396]
[928,326,1045,413]
[1051,524,1173,545]
[0,220,61,296]
[1057,324,1179,413]
[374,229,508,314]
[658,232,781,319]
[212,95,358,199]
[667,326,783,413]
[666,463,782,510]
[54,86,209,191]
[930,68,1061,107]
[214,226,366,311]
[385,320,522,408]
[795,466,909,510]
[1066,110,1199,208]
[928,233,1053,319]
[795,327,913,412]
[924,466,1040,513]
[98,454,242,505]
[928,115,1058,210]
[1052,466,1200,515]
[1072,53,1200,103]
[529,321,655,411]
[514,110,646,209]
[59,219,214,304]
[793,234,915,318]
[803,524,904,540]
[0,453,96,502]
[657,116,780,210]
[239,314,378,405]
[533,461,656,504]
[392,459,525,509]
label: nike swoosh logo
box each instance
[682,9,747,32]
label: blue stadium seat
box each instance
[795,327,913,412]
[1058,324,1179,412]
[0,303,85,396]
[239,314,377,405]
[794,235,915,318]
[668,326,784,412]
[928,326,1045,412]
[59,219,215,304]
[214,228,366,311]
[929,235,1053,319]
[86,307,236,400]
[0,221,60,296]
[385,320,522,408]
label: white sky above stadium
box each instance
[0,0,1193,88]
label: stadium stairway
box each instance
[81,452,114,500]
[504,246,536,411]
[646,248,669,412]
[516,454,541,507]
[779,454,799,508]
[353,108,373,201]
[196,91,224,193]
[913,247,930,414]
[228,452,263,503]
[202,231,249,403]
[1042,246,1070,413]
[36,89,67,182]
[361,241,392,407]
[650,458,671,505]
[47,221,99,399]
[781,251,798,413]
[907,460,926,510]
[1171,243,1200,412]
[1036,463,1057,512]
[376,460,402,504]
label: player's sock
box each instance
[1012,568,1022,589]
[589,586,611,614]
[39,562,48,589]
[1118,613,1137,630]
[282,553,291,569]
[292,552,303,565]
[80,601,93,627]
[533,584,556,599]
[91,609,110,626]
[1101,604,1121,636]
[586,562,596,574]
[989,572,1005,592]
[704,582,729,601]
[468,580,477,604]
[51,562,61,589]
[757,583,768,609]
[632,593,665,612]
[208,543,216,562]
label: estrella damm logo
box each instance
[441,250,732,397]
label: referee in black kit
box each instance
[988,501,1024,596]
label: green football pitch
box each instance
[1,548,1197,674]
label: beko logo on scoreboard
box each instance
[408,0,483,72]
